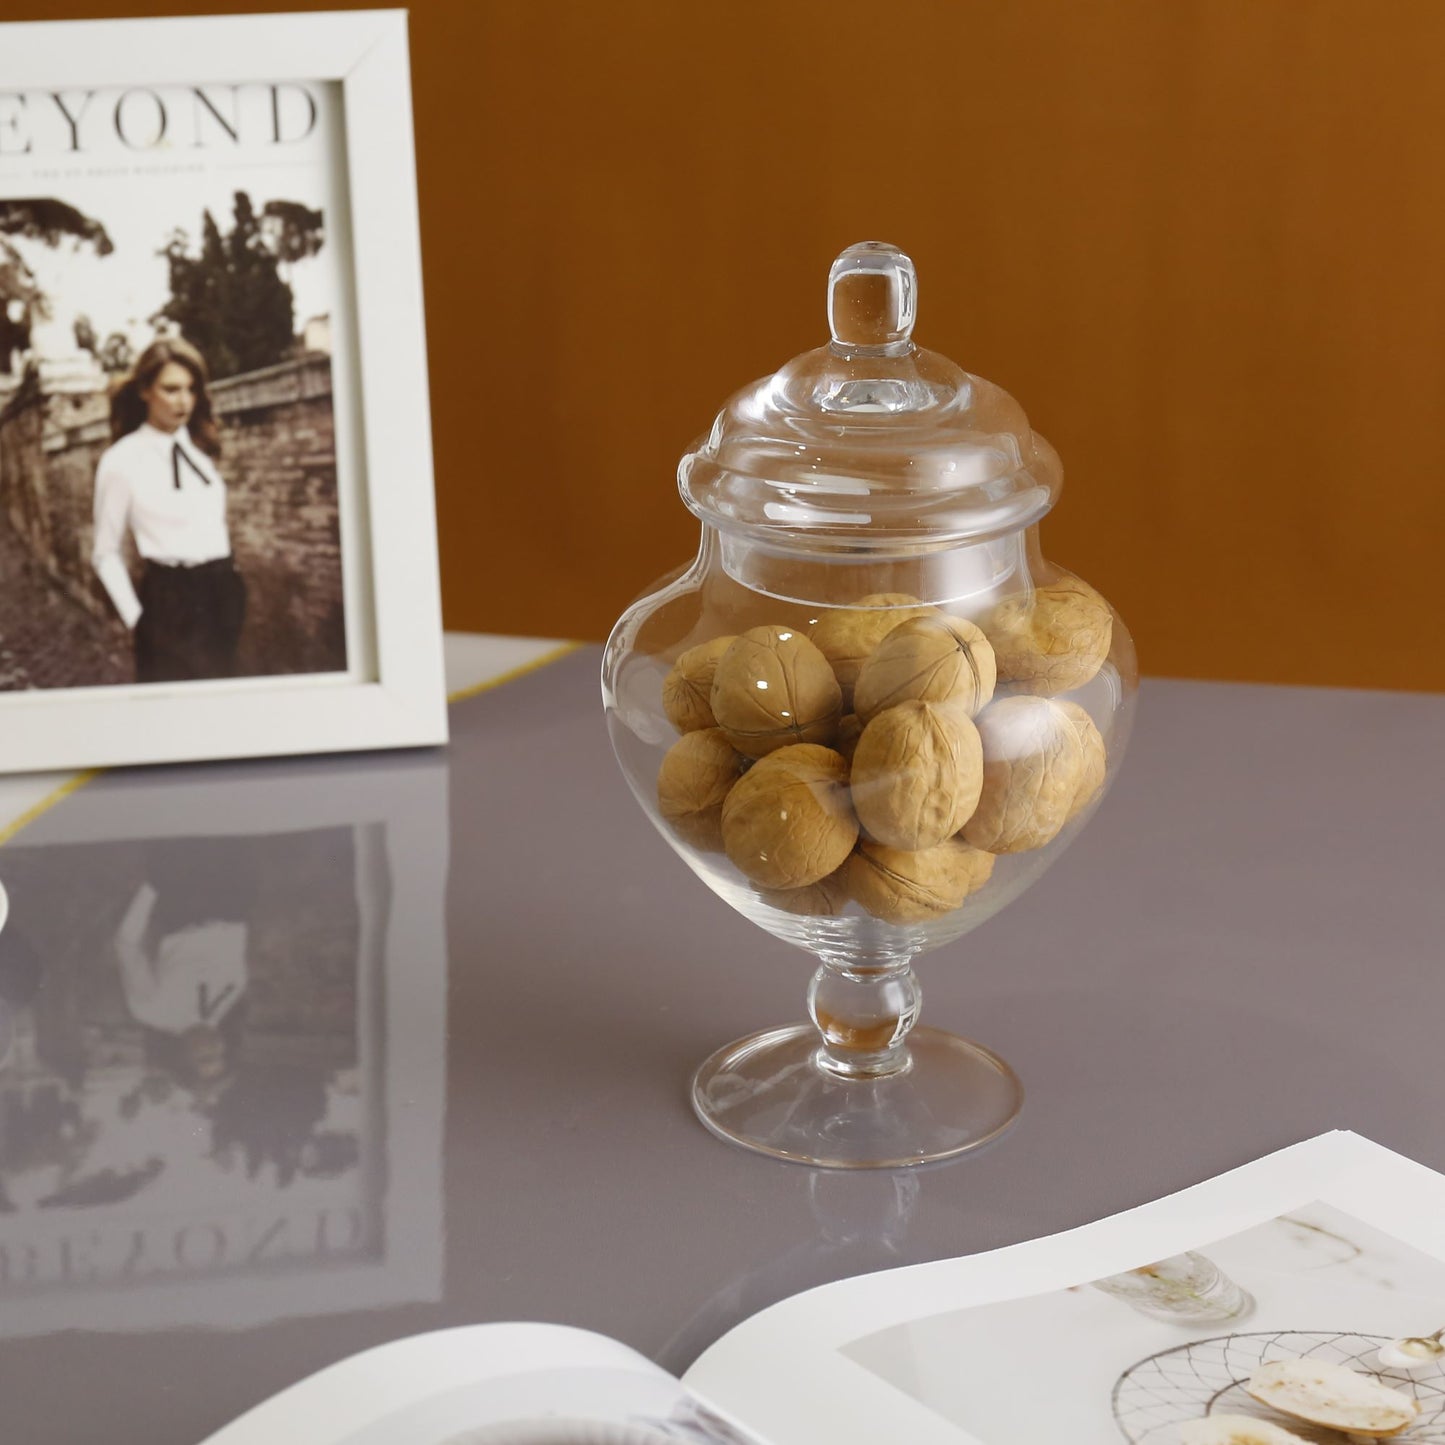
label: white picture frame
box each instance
[0,10,446,771]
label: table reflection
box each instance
[0,753,448,1336]
[656,1170,921,1375]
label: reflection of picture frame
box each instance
[0,751,447,1334]
[0,11,445,770]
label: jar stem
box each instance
[807,955,920,1080]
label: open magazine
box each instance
[201,1132,1445,1445]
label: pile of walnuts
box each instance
[655,582,1112,925]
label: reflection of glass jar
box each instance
[1091,1253,1254,1323]
[602,242,1138,1168]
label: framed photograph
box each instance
[0,10,446,771]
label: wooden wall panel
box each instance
[14,0,1445,690]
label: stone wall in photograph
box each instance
[213,356,347,678]
[0,353,347,687]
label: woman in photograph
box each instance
[92,337,246,683]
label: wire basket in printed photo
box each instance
[1113,1331,1445,1443]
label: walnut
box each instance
[985,574,1113,696]
[848,838,995,925]
[850,700,984,851]
[1056,700,1107,820]
[853,614,997,724]
[857,591,931,606]
[835,713,863,766]
[757,865,852,917]
[807,593,935,709]
[661,635,736,733]
[720,744,857,889]
[656,727,745,851]
[710,625,843,758]
[961,696,1085,853]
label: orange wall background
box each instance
[13,0,1445,691]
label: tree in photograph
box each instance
[261,200,325,280]
[0,199,114,370]
[158,191,325,381]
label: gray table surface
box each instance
[0,646,1441,1443]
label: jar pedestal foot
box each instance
[690,1024,1022,1169]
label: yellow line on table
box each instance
[446,641,583,703]
[0,769,103,847]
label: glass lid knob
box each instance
[827,241,917,353]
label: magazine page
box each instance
[684,1131,1445,1445]
[201,1322,759,1445]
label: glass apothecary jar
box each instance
[602,243,1137,1168]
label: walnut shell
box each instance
[757,865,852,917]
[853,614,997,724]
[850,700,984,852]
[835,713,864,767]
[985,575,1113,696]
[848,838,995,925]
[710,625,843,758]
[720,744,857,889]
[961,696,1085,854]
[1244,1358,1418,1435]
[1056,700,1107,820]
[656,727,745,851]
[807,593,935,709]
[661,635,736,733]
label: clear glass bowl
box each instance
[1091,1253,1255,1323]
[602,243,1137,1168]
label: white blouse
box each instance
[92,422,232,629]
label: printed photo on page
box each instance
[846,1201,1445,1443]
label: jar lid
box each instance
[679,242,1060,549]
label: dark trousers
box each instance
[134,557,246,684]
